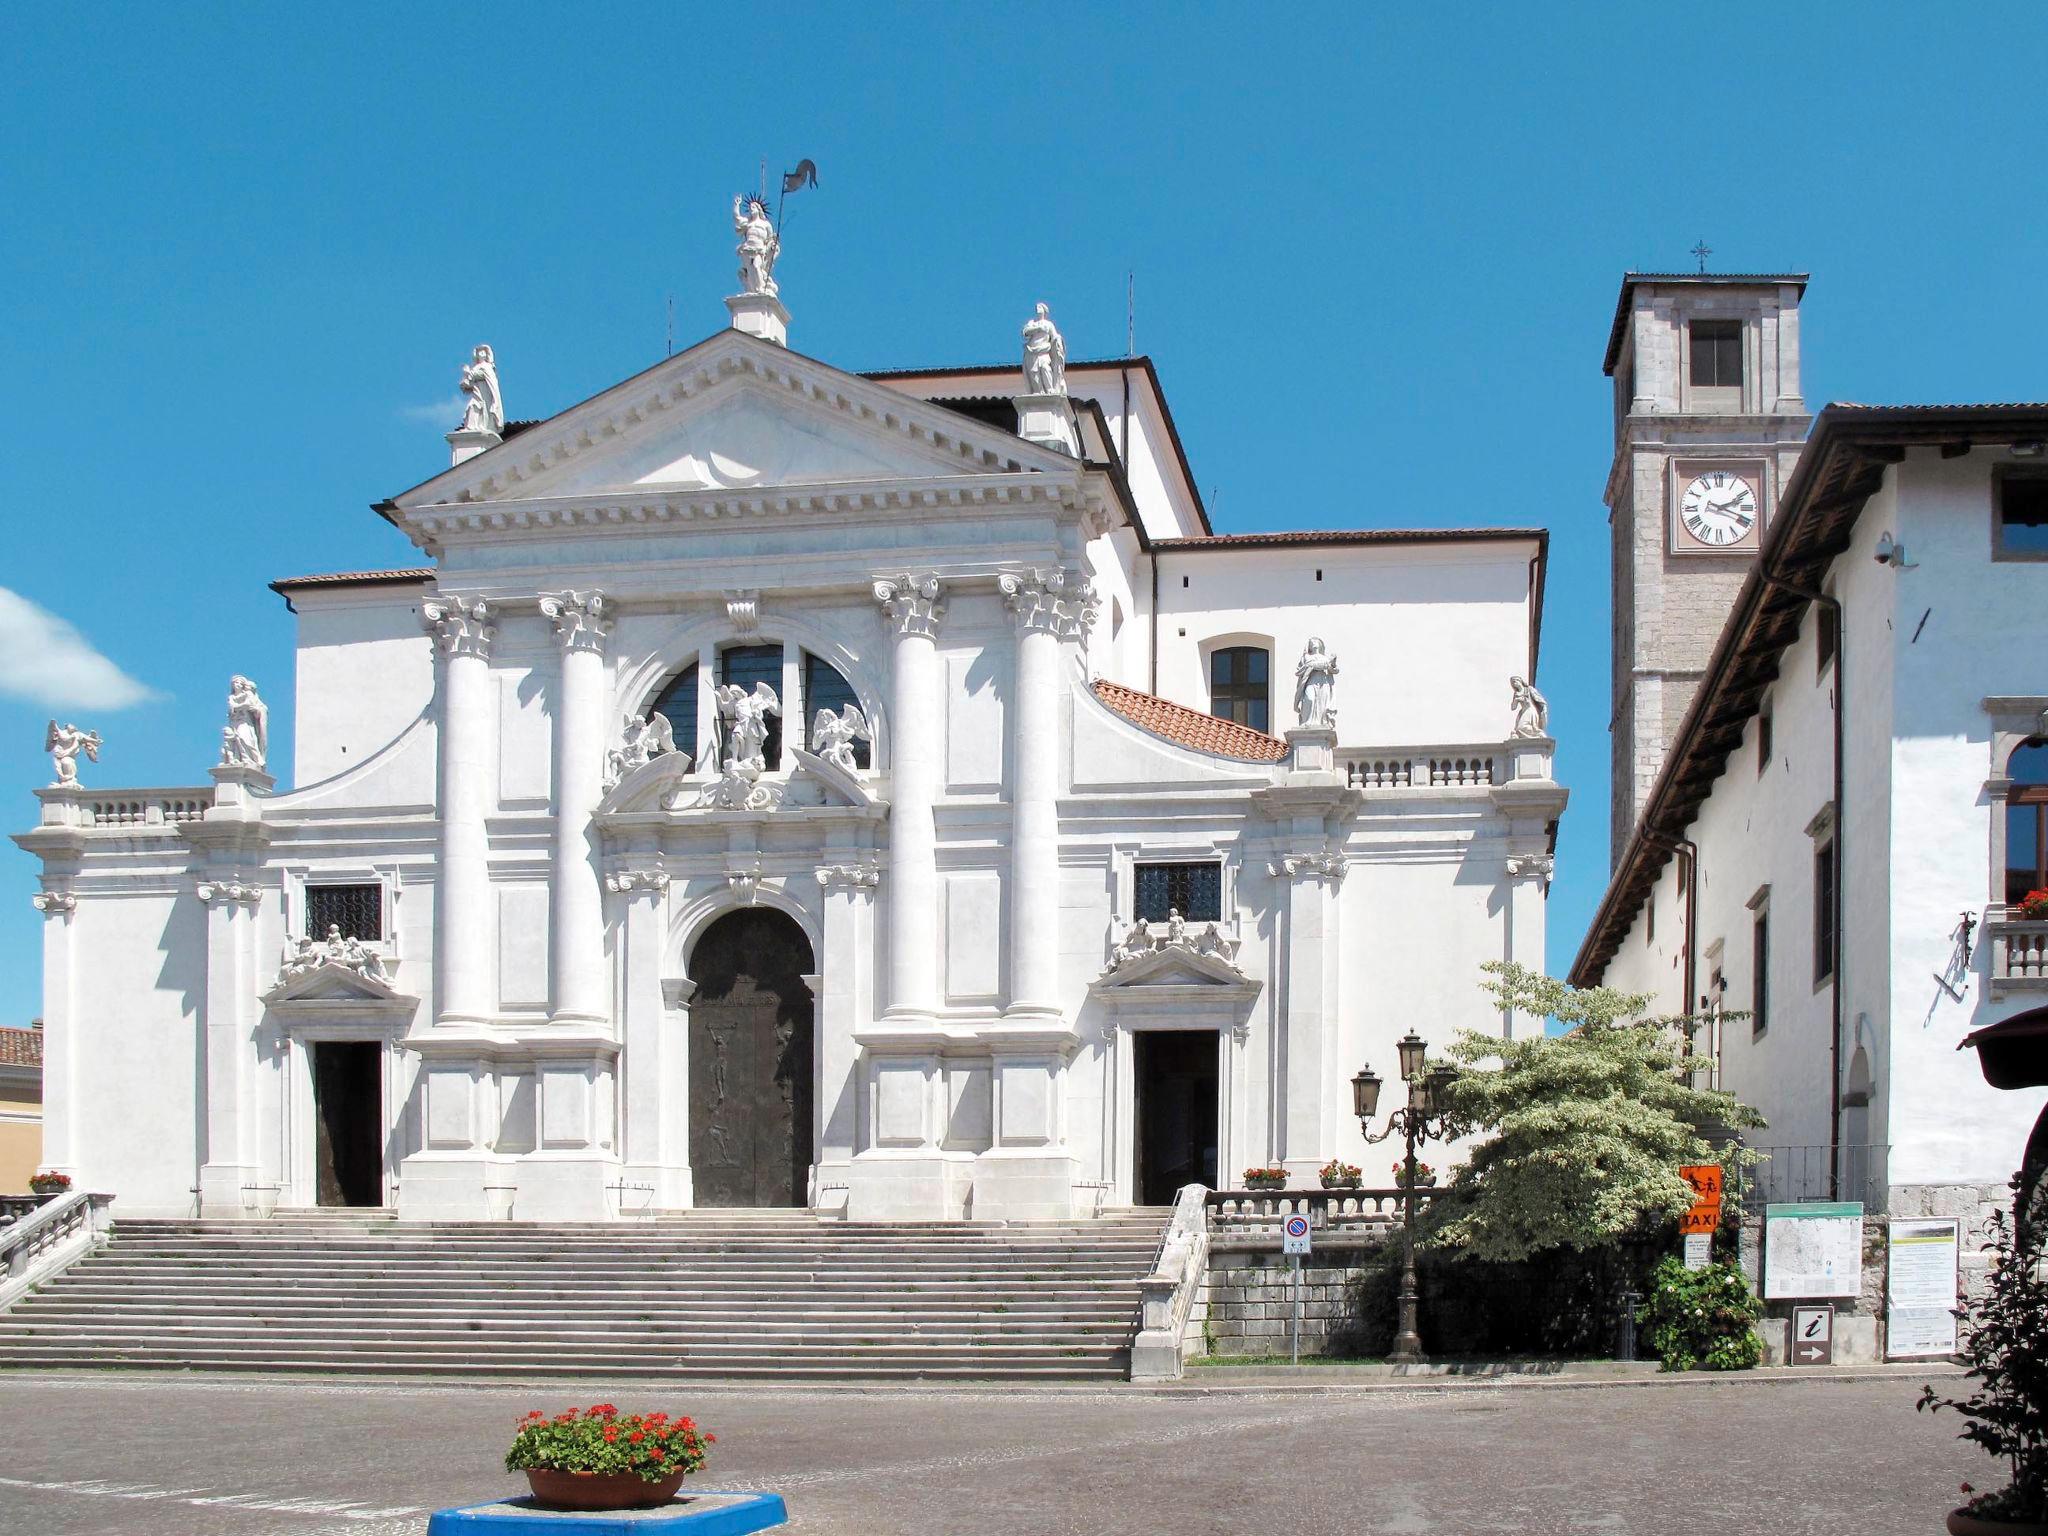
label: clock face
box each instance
[1679,469,1759,548]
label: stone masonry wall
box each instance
[1191,1238,1386,1358]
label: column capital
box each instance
[817,859,882,894]
[1267,848,1345,884]
[999,567,1098,638]
[31,889,77,918]
[421,595,495,659]
[194,878,263,906]
[873,573,945,639]
[605,869,671,898]
[540,589,612,653]
[1505,852,1554,884]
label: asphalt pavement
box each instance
[0,1368,1979,1536]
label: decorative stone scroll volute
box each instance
[605,869,672,897]
[30,890,77,918]
[816,859,881,893]
[872,573,945,638]
[539,590,611,653]
[1268,847,1345,883]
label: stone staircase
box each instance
[0,1208,1168,1381]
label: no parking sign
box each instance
[1283,1213,1312,1255]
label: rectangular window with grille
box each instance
[306,883,383,942]
[1812,837,1836,985]
[1134,862,1223,923]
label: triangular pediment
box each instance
[1095,947,1252,990]
[394,330,1080,510]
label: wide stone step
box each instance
[10,1295,1133,1318]
[0,1349,1129,1380]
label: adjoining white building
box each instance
[15,219,1563,1223]
[1575,268,2048,1225]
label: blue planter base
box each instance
[427,1490,788,1536]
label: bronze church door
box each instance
[687,908,815,1207]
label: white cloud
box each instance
[400,394,468,428]
[0,587,160,711]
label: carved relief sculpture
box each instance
[1294,638,1338,729]
[1022,302,1067,396]
[458,343,504,435]
[733,195,780,297]
[1104,908,1246,977]
[280,923,391,986]
[44,720,102,787]
[219,676,268,770]
[810,704,870,774]
[1510,675,1550,738]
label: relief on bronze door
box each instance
[686,909,815,1208]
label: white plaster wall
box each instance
[292,592,435,788]
[1155,542,1539,745]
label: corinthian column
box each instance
[999,569,1082,1021]
[873,573,944,1020]
[541,590,612,1027]
[422,596,495,1024]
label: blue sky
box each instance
[4,3,2046,1026]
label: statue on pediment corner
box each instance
[45,720,101,787]
[1022,303,1067,396]
[1295,638,1338,729]
[219,676,268,770]
[1510,675,1549,739]
[733,195,780,298]
[458,343,503,436]
[606,710,678,789]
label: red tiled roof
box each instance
[1091,680,1289,763]
[0,1028,43,1069]
[271,568,436,591]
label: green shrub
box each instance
[1636,1257,1762,1371]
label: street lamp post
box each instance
[1352,1031,1459,1365]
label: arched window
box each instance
[647,663,699,771]
[804,653,870,769]
[720,644,784,769]
[1209,645,1270,733]
[2008,738,2048,904]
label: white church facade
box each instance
[17,211,1564,1223]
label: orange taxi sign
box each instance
[1679,1163,1724,1235]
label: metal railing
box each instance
[1733,1143,1890,1209]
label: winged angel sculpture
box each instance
[809,703,870,774]
[45,720,101,786]
[717,682,782,773]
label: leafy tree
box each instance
[1424,962,1764,1263]
[1919,1177,2048,1524]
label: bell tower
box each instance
[1604,271,1812,864]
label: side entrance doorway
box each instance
[687,908,816,1208]
[311,1040,383,1207]
[1134,1030,1218,1206]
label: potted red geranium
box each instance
[28,1170,71,1199]
[1393,1160,1437,1189]
[506,1405,713,1511]
[1243,1166,1288,1191]
[2017,890,2048,922]
[1318,1159,1362,1190]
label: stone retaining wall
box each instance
[1191,1236,1388,1358]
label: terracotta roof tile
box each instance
[0,1028,43,1069]
[1091,680,1288,763]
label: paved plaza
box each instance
[0,1368,1979,1536]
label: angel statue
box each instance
[733,195,780,297]
[810,703,870,774]
[1294,637,1338,729]
[1022,303,1067,396]
[606,709,678,787]
[716,681,781,773]
[219,675,269,770]
[1509,675,1550,739]
[458,343,504,436]
[45,721,102,787]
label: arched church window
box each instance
[1209,646,1269,734]
[804,654,870,769]
[648,663,699,771]
[2008,738,2048,905]
[720,643,784,769]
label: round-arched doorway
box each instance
[686,908,816,1208]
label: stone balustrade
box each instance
[1206,1186,1433,1233]
[1340,738,1556,791]
[0,1190,113,1312]
[1989,918,2048,996]
[35,787,215,830]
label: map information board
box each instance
[1763,1202,1864,1299]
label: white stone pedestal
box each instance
[445,427,500,466]
[1014,391,1079,456]
[726,292,790,347]
[1285,726,1338,776]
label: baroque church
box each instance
[17,203,1563,1224]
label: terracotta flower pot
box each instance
[1948,1509,2048,1536]
[525,1469,685,1511]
